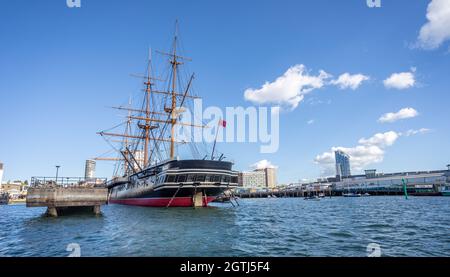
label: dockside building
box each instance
[295,167,450,195]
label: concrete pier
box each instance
[27,177,108,217]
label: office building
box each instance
[335,150,351,178]
[295,166,450,195]
[84,160,96,179]
[332,168,449,194]
[240,170,266,189]
[239,167,278,189]
[261,167,277,188]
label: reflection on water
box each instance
[0,197,449,257]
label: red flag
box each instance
[219,119,227,128]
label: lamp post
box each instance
[55,165,61,185]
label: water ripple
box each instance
[0,197,449,256]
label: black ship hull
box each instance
[107,159,239,207]
[109,186,226,207]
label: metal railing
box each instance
[30,177,108,188]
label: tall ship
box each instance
[96,24,239,207]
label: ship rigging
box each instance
[93,22,239,207]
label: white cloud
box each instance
[307,119,315,125]
[314,131,400,172]
[314,151,335,165]
[244,64,331,110]
[331,73,370,90]
[378,107,419,123]
[244,66,372,110]
[383,69,416,90]
[417,0,450,50]
[314,129,429,173]
[402,128,431,136]
[358,131,400,147]
[251,159,278,169]
[314,145,386,172]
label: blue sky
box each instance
[1,0,450,184]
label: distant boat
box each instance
[343,192,362,197]
[318,193,325,198]
[441,185,450,196]
[363,193,371,197]
[343,185,361,197]
[304,195,320,200]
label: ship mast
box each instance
[143,51,152,167]
[97,21,207,174]
[170,24,179,160]
[124,98,133,174]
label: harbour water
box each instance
[0,197,449,257]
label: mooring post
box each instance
[47,207,58,217]
[93,205,101,215]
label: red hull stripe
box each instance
[109,196,216,207]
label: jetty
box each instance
[26,177,108,217]
[233,181,447,199]
[235,188,332,199]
